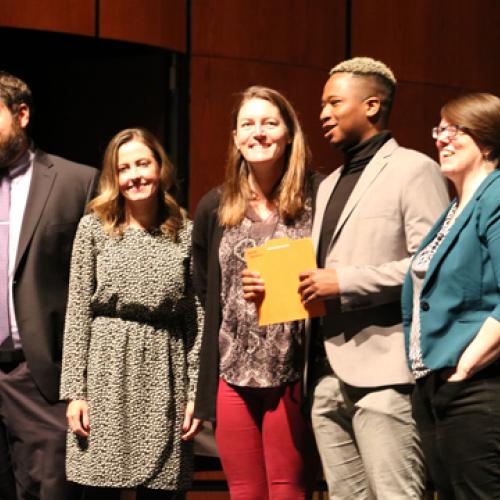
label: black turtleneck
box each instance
[317,130,392,267]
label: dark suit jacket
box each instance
[13,149,99,403]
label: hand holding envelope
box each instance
[244,237,325,326]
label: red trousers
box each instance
[215,378,318,500]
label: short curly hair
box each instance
[330,57,396,120]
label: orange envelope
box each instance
[245,237,325,326]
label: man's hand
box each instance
[299,268,340,303]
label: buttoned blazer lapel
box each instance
[326,137,399,253]
[421,170,500,294]
[15,151,56,272]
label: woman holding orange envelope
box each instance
[192,86,319,499]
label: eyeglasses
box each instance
[432,124,467,140]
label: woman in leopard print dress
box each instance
[60,128,203,499]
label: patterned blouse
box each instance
[409,202,458,378]
[218,204,312,387]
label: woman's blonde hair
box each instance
[88,127,184,239]
[218,86,310,226]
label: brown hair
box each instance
[0,71,34,115]
[88,128,185,239]
[218,86,310,226]
[442,92,500,164]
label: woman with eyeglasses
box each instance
[402,93,500,498]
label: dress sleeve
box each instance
[59,215,97,400]
[183,222,205,401]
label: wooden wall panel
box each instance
[188,0,346,212]
[188,56,342,211]
[351,0,500,93]
[0,0,94,36]
[389,82,465,160]
[191,0,344,68]
[351,0,500,169]
[100,0,186,51]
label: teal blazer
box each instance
[402,170,500,370]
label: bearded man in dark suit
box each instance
[0,71,99,500]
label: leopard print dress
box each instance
[60,213,203,490]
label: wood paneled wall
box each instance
[1,0,500,208]
[188,0,346,210]
[0,0,95,36]
[100,0,186,51]
[0,0,186,50]
[351,0,500,161]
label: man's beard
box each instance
[0,120,27,168]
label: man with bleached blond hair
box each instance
[299,57,449,499]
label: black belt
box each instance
[0,349,25,364]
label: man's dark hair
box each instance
[0,71,34,115]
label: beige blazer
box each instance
[309,138,449,387]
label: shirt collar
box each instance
[8,149,32,179]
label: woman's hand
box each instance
[443,367,470,382]
[241,269,265,303]
[181,401,203,441]
[67,399,90,437]
[445,317,500,382]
